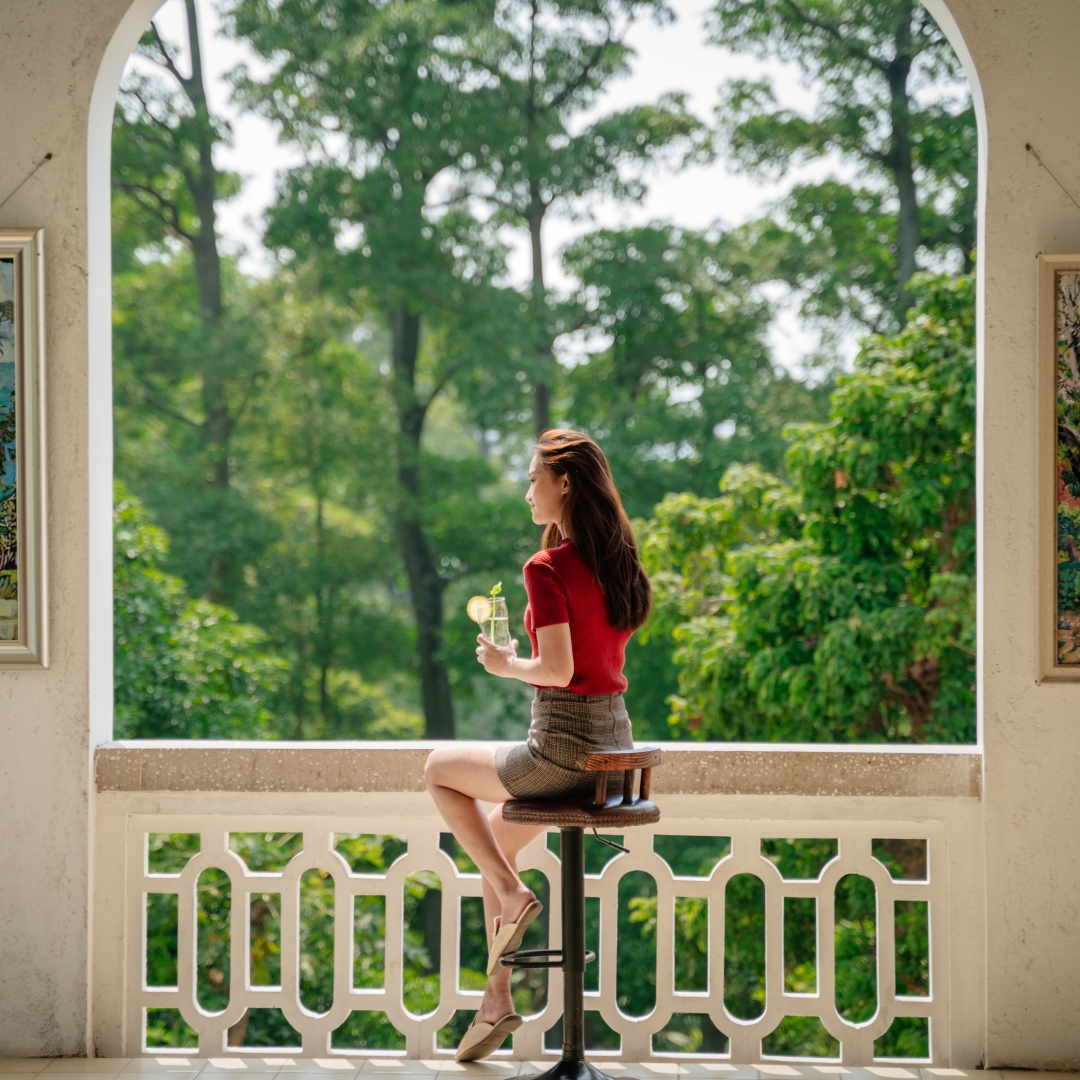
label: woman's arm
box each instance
[476,623,574,687]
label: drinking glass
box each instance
[489,596,511,647]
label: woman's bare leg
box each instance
[479,804,544,1021]
[424,746,544,1022]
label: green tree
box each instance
[113,484,285,738]
[640,273,976,742]
[113,3,258,601]
[561,224,829,516]
[556,224,830,737]
[228,0,542,736]
[711,0,976,329]
[112,255,271,601]
[456,0,708,435]
[238,273,423,738]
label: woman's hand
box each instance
[476,633,519,677]
[475,623,573,687]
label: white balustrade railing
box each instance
[92,743,985,1067]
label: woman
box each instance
[424,429,652,1061]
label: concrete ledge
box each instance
[95,740,981,799]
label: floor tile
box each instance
[866,1071,918,1080]
[120,1062,202,1075]
[355,1063,439,1076]
[120,1069,200,1078]
[39,1074,128,1080]
[675,1067,757,1080]
[272,1068,357,1075]
[42,1066,129,1077]
[272,1074,361,1079]
[275,1072,364,1078]
[197,1066,282,1077]
[428,1065,518,1076]
[0,1066,51,1075]
[924,1073,1001,1080]
[198,1069,281,1079]
[38,1073,129,1080]
[756,1068,808,1078]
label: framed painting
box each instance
[0,229,47,666]
[1038,253,1080,680]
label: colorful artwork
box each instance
[1056,272,1080,663]
[0,257,17,642]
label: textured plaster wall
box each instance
[2,0,1080,1064]
[930,0,1080,1067]
[0,0,141,1057]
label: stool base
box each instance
[526,1059,625,1080]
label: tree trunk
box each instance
[388,308,455,739]
[182,0,235,601]
[315,493,332,731]
[887,7,919,321]
[419,886,442,974]
[527,196,551,437]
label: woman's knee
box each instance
[423,748,446,792]
[424,746,463,792]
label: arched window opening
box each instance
[110,0,978,746]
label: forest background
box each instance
[115,0,977,1058]
[112,0,978,747]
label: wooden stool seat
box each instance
[503,746,661,827]
[502,791,659,828]
[498,747,661,1080]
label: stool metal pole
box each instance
[561,825,586,1062]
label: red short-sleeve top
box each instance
[522,540,633,695]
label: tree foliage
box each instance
[113,3,254,602]
[113,484,284,739]
[711,0,976,330]
[640,273,975,742]
[112,0,976,748]
[560,223,830,516]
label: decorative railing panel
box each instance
[113,804,952,1064]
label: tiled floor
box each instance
[0,1062,1071,1080]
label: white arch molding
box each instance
[87,0,168,747]
[920,0,987,751]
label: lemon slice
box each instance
[467,595,493,625]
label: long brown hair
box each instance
[535,429,652,632]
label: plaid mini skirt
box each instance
[495,687,634,799]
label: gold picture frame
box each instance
[1037,253,1080,680]
[0,229,47,666]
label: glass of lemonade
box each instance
[467,588,511,647]
[489,595,510,647]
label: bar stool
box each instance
[500,747,662,1080]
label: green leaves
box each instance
[709,0,976,329]
[639,274,976,743]
[561,224,829,516]
[114,484,286,739]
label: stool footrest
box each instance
[498,946,596,969]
